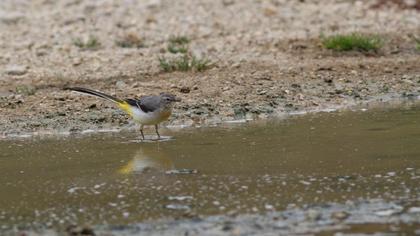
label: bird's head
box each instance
[160,93,181,108]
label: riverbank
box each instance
[1,0,420,137]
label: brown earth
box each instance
[0,0,420,137]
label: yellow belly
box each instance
[118,102,173,125]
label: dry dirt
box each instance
[1,0,420,137]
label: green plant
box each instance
[167,44,188,54]
[415,39,420,51]
[322,33,382,52]
[158,57,175,72]
[167,35,190,54]
[191,56,211,72]
[15,85,36,96]
[73,36,101,50]
[175,55,190,71]
[168,35,190,45]
[158,55,211,72]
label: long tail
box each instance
[64,87,133,116]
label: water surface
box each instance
[1,104,420,230]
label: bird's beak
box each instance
[174,97,181,102]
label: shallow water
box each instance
[1,103,420,231]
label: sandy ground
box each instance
[0,0,420,137]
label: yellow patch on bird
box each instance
[160,110,172,120]
[118,102,133,117]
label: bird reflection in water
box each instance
[118,147,174,174]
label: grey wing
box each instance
[137,95,162,113]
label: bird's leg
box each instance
[140,124,145,140]
[155,124,161,140]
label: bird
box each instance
[64,87,181,140]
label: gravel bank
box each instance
[1,0,420,137]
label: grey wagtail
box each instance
[65,87,181,140]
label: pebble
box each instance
[180,86,191,93]
[72,58,83,66]
[305,209,321,221]
[384,67,393,73]
[5,65,28,76]
[264,204,274,210]
[273,221,288,229]
[231,62,241,68]
[165,204,191,210]
[168,196,193,201]
[116,81,127,90]
[331,211,350,221]
[374,209,397,217]
[165,169,198,175]
[408,207,420,213]
[0,12,24,24]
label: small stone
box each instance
[222,0,235,6]
[131,82,140,88]
[384,67,392,73]
[116,81,127,89]
[408,207,420,213]
[375,209,397,216]
[222,222,234,231]
[324,78,333,84]
[231,62,241,68]
[263,7,277,17]
[264,204,274,210]
[35,48,48,57]
[387,172,396,176]
[331,211,350,221]
[72,58,83,66]
[180,86,190,93]
[317,66,333,71]
[145,0,161,8]
[145,15,157,24]
[80,226,95,236]
[5,65,27,76]
[273,221,288,229]
[306,209,321,221]
[165,204,190,210]
[165,169,198,175]
[122,212,130,218]
[168,196,193,201]
[0,13,24,24]
[297,93,304,101]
